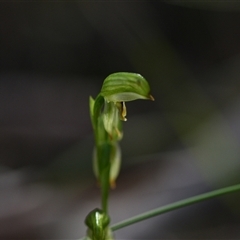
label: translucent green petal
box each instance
[100,72,154,102]
[93,142,121,189]
[102,101,123,140]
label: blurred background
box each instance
[1,1,240,239]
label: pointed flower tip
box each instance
[149,94,155,101]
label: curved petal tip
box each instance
[149,94,155,101]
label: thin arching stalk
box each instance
[111,183,240,231]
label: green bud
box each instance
[85,208,112,240]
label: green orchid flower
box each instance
[90,72,154,139]
[100,72,154,134]
[89,72,154,213]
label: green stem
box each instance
[111,183,240,231]
[97,143,111,213]
[92,95,111,213]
